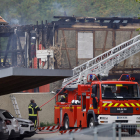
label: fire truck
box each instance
[54,35,140,135]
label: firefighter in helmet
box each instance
[28,99,42,128]
[59,93,68,102]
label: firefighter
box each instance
[28,99,42,128]
[59,93,68,102]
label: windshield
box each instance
[101,84,139,99]
[3,111,14,119]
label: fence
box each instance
[93,123,140,140]
[38,123,140,140]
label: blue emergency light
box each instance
[126,75,129,79]
[90,75,93,79]
[136,108,139,111]
[105,108,108,110]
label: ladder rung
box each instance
[62,34,140,88]
[10,95,21,118]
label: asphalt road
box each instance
[24,131,140,140]
[24,125,140,140]
[24,132,60,140]
[24,132,95,140]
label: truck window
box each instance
[58,94,67,102]
[92,84,99,109]
[102,84,139,99]
[92,84,100,99]
[82,93,86,111]
[97,84,100,99]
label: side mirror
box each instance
[91,93,95,98]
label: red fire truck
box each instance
[55,74,140,134]
[54,35,140,135]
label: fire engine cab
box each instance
[54,35,140,135]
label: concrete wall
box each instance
[0,93,55,124]
[0,94,15,115]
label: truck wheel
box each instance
[128,125,137,135]
[16,137,24,140]
[89,117,95,128]
[64,116,69,130]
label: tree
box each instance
[135,0,140,33]
[0,0,140,25]
[0,0,40,24]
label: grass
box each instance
[40,122,56,127]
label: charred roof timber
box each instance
[0,20,48,37]
[53,16,140,29]
[0,17,140,36]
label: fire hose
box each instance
[36,78,78,134]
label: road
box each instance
[24,132,95,140]
[24,132,60,140]
[24,130,140,140]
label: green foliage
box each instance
[136,0,140,34]
[40,122,56,127]
[0,0,140,25]
[136,0,140,3]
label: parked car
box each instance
[0,117,9,140]
[0,109,20,139]
[16,118,35,140]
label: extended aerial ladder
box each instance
[62,35,140,88]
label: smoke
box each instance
[53,2,65,16]
[52,2,74,16]
[11,19,20,25]
[2,10,20,25]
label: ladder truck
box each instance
[54,35,140,135]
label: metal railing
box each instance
[62,34,140,88]
[38,123,140,140]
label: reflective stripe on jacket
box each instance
[28,103,41,117]
[59,95,66,102]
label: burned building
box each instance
[49,16,140,90]
[0,16,140,123]
[0,16,140,92]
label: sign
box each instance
[110,107,133,113]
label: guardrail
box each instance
[38,123,140,140]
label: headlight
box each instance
[21,124,29,127]
[137,117,140,119]
[29,121,33,124]
[100,117,108,119]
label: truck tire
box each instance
[89,117,95,128]
[64,116,69,130]
[16,137,24,140]
[128,125,137,135]
[16,136,24,140]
